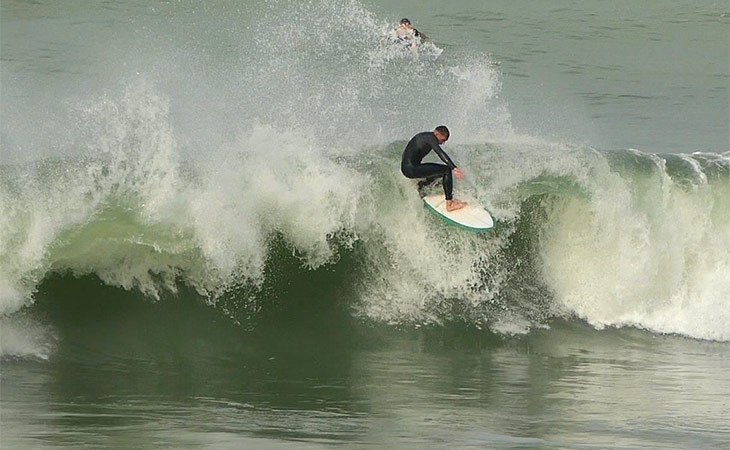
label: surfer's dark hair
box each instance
[400,18,411,25]
[435,125,450,138]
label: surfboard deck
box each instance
[422,194,494,232]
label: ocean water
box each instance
[1,1,729,449]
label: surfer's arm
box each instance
[432,145,464,179]
[432,144,457,170]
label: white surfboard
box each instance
[422,194,494,232]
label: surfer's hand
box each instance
[453,168,464,180]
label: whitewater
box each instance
[2,1,729,349]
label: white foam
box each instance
[0,316,56,360]
[540,152,730,341]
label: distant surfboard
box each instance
[422,194,494,232]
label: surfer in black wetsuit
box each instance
[401,126,466,212]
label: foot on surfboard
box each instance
[446,199,467,212]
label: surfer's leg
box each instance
[405,163,449,181]
[441,170,454,200]
[443,172,466,211]
[403,163,455,198]
[417,176,439,189]
[437,167,466,211]
[417,176,440,194]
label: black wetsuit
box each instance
[401,131,457,200]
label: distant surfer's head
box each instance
[434,125,450,143]
[400,18,411,25]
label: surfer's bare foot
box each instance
[446,199,466,212]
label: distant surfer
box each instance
[401,126,466,212]
[394,18,427,47]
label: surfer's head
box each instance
[400,18,413,29]
[434,125,450,144]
